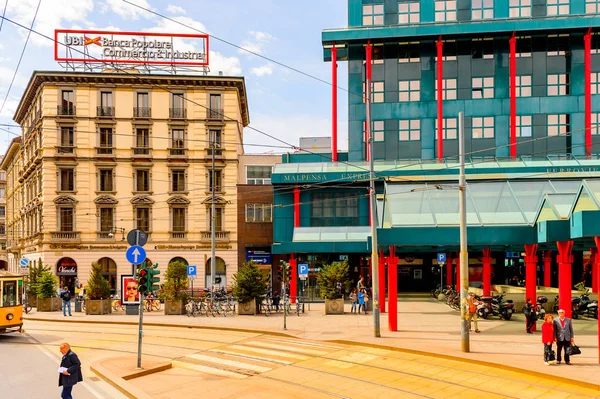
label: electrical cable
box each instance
[0,0,8,33]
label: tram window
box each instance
[2,281,16,307]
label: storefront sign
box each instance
[57,266,77,275]
[55,30,209,66]
[246,250,272,265]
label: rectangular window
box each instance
[59,127,74,153]
[171,93,186,118]
[59,168,74,191]
[516,75,532,97]
[363,121,385,142]
[98,127,113,153]
[100,91,113,107]
[399,80,421,102]
[398,42,420,63]
[442,41,457,61]
[209,129,222,148]
[136,207,150,233]
[0,206,5,216]
[547,35,569,56]
[172,93,185,109]
[472,38,494,59]
[363,81,385,103]
[208,170,223,192]
[207,207,224,231]
[61,90,74,110]
[209,94,222,118]
[472,0,494,19]
[437,118,458,139]
[592,113,600,135]
[547,114,569,136]
[172,208,186,232]
[509,0,531,17]
[135,169,150,192]
[399,119,421,141]
[435,0,457,21]
[99,207,114,232]
[245,204,273,223]
[59,207,74,232]
[134,128,150,155]
[472,117,495,139]
[137,92,149,108]
[516,115,533,137]
[547,0,569,15]
[592,72,600,94]
[171,170,186,192]
[472,77,494,99]
[436,78,457,100]
[399,2,420,23]
[547,74,569,96]
[516,36,532,57]
[363,3,384,25]
[311,192,359,227]
[171,129,185,155]
[587,0,600,13]
[98,169,113,192]
[247,166,272,184]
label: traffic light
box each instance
[137,265,149,294]
[148,263,161,292]
[285,264,291,282]
[278,260,285,282]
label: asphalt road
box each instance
[0,332,123,399]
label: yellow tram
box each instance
[0,271,24,334]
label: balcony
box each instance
[168,148,188,158]
[201,231,230,243]
[206,147,223,157]
[171,232,187,239]
[95,147,115,156]
[96,232,114,240]
[133,107,151,118]
[206,108,223,120]
[50,231,81,242]
[55,146,76,156]
[169,108,187,119]
[57,105,76,116]
[97,106,115,117]
[132,147,152,157]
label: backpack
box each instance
[62,290,71,301]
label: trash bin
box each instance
[74,298,82,312]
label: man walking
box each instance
[554,309,574,365]
[467,293,481,333]
[60,286,72,317]
[58,343,83,399]
[524,298,536,334]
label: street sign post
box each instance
[437,253,447,264]
[127,229,148,247]
[126,246,146,265]
[298,264,309,279]
[19,257,29,267]
[187,265,197,297]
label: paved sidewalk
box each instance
[24,294,600,388]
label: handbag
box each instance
[545,346,556,361]
[566,344,581,356]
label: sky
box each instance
[0,0,349,155]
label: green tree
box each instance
[162,260,189,301]
[86,262,111,300]
[28,263,51,300]
[231,262,267,304]
[317,261,350,300]
[36,271,57,299]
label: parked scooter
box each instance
[535,296,547,320]
[553,292,598,319]
[477,294,515,320]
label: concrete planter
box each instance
[165,300,185,315]
[238,300,257,315]
[86,299,112,315]
[37,297,61,312]
[325,298,345,315]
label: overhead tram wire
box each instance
[0,0,40,115]
[0,16,374,176]
[0,0,8,33]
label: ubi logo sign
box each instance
[65,35,101,47]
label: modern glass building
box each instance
[272,0,600,310]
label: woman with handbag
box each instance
[542,314,555,365]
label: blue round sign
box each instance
[126,245,146,265]
[19,258,29,267]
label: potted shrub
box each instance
[232,262,267,315]
[163,260,189,315]
[28,263,51,308]
[85,262,112,315]
[36,271,61,311]
[317,261,350,315]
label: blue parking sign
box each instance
[437,253,446,263]
[298,264,309,277]
[187,265,197,276]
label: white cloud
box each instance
[251,64,273,77]
[0,99,20,118]
[166,4,186,15]
[239,30,273,56]
[144,15,208,35]
[209,51,241,76]
[105,0,153,20]
[249,31,272,42]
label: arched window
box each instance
[97,257,117,291]
[205,257,226,287]
[168,257,188,266]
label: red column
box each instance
[365,42,372,162]
[446,254,453,287]
[436,37,444,161]
[556,241,574,319]
[293,186,300,227]
[482,248,492,296]
[455,255,460,291]
[331,45,338,162]
[595,237,600,364]
[509,32,517,158]
[379,249,386,313]
[543,250,552,288]
[388,245,398,332]
[585,30,592,158]
[524,244,538,332]
[289,253,297,304]
[591,247,598,294]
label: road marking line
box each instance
[227,344,310,360]
[209,349,293,365]
[172,360,247,379]
[261,337,345,350]
[247,341,328,356]
[185,353,272,373]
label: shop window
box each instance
[311,192,359,227]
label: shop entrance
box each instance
[56,257,77,295]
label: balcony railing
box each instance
[206,147,223,156]
[206,108,223,120]
[169,108,187,119]
[95,147,115,155]
[57,105,76,116]
[96,232,114,240]
[133,107,151,118]
[132,147,151,156]
[97,106,115,117]
[56,146,75,155]
[168,148,188,157]
[51,231,81,241]
[201,231,230,242]
[171,232,187,239]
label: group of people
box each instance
[542,309,576,365]
[349,276,369,314]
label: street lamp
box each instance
[108,227,125,241]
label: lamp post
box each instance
[458,111,470,353]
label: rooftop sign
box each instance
[54,29,209,66]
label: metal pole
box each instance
[366,44,381,338]
[458,111,470,353]
[283,279,287,330]
[137,291,144,368]
[440,263,444,291]
[211,131,216,303]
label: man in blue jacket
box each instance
[58,343,83,399]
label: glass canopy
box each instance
[292,226,371,242]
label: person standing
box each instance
[357,276,365,291]
[58,343,83,399]
[542,314,555,365]
[524,298,536,334]
[554,309,574,365]
[350,288,358,314]
[467,293,481,333]
[60,286,72,317]
[357,289,366,314]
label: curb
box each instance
[90,362,153,399]
[328,339,600,392]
